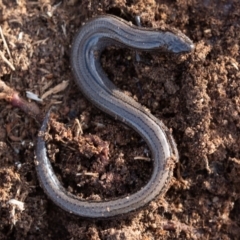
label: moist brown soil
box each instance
[0,0,240,239]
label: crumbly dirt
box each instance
[0,0,240,239]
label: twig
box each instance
[134,156,151,161]
[0,79,42,122]
[0,50,15,71]
[161,220,199,239]
[0,26,11,57]
[76,172,99,177]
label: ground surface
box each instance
[0,0,240,239]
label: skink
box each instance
[36,15,194,218]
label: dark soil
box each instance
[0,0,240,239]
